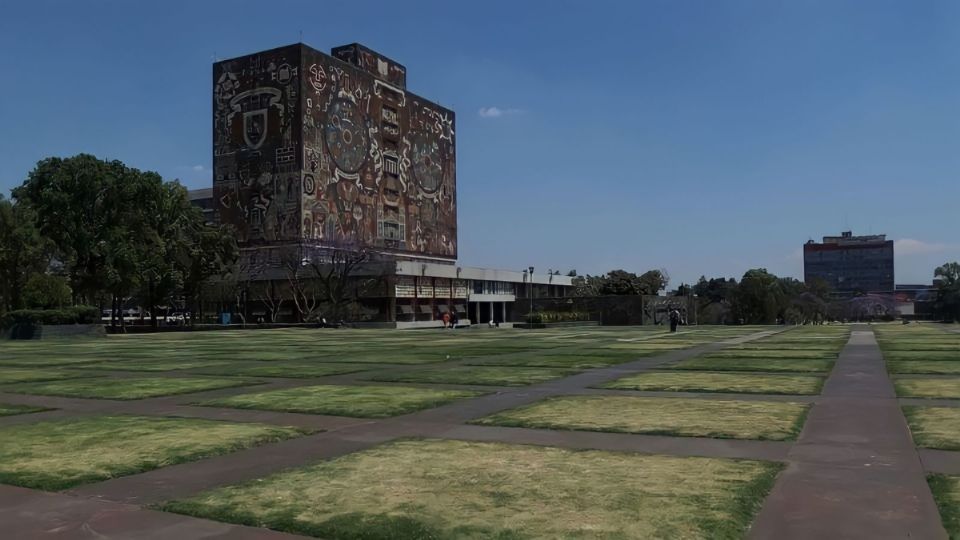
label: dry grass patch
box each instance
[603,372,823,395]
[475,396,808,440]
[159,439,782,539]
[0,368,94,384]
[671,357,834,373]
[887,361,960,375]
[894,378,960,399]
[4,376,261,400]
[192,362,370,378]
[706,349,836,360]
[367,366,575,386]
[0,415,307,490]
[0,403,49,417]
[927,474,960,537]
[199,384,483,418]
[78,359,233,372]
[904,407,960,450]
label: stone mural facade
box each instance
[213,43,457,260]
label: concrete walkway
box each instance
[749,327,947,539]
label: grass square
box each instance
[0,415,307,490]
[198,384,484,418]
[705,349,836,360]
[465,353,635,369]
[671,357,834,373]
[602,372,824,395]
[887,361,960,375]
[927,474,960,537]
[367,366,576,386]
[4,376,262,400]
[474,395,809,440]
[78,359,234,372]
[0,403,50,417]
[0,368,95,384]
[904,406,960,450]
[192,361,371,378]
[158,439,782,539]
[894,378,960,399]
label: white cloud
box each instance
[192,164,206,172]
[895,238,955,256]
[478,106,523,118]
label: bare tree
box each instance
[250,279,285,323]
[280,244,323,323]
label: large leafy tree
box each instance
[934,262,960,321]
[693,276,738,303]
[12,154,236,327]
[13,155,120,303]
[732,268,785,324]
[0,196,50,313]
[572,269,670,296]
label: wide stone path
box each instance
[749,327,947,539]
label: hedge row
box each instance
[0,306,100,328]
[525,310,593,324]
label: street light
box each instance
[528,266,535,319]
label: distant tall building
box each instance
[803,231,894,295]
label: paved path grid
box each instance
[0,324,955,539]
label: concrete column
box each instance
[490,301,495,324]
[501,302,507,323]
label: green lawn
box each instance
[0,415,307,490]
[198,384,484,418]
[465,353,636,369]
[0,403,49,416]
[704,350,837,360]
[602,371,824,395]
[894,378,960,399]
[367,366,576,386]
[0,368,95,384]
[192,361,371,378]
[904,407,960,450]
[159,439,782,539]
[78,359,233,372]
[671,357,834,373]
[888,361,960,375]
[4,376,262,400]
[475,395,809,440]
[927,474,960,538]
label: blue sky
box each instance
[1,0,957,286]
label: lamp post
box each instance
[528,266,535,319]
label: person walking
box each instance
[669,308,680,333]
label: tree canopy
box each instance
[3,154,237,326]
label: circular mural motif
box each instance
[324,99,369,173]
[410,132,443,194]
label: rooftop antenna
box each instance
[299,30,303,43]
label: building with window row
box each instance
[803,231,894,296]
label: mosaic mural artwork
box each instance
[213,43,457,259]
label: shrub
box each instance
[525,311,592,324]
[22,274,72,309]
[0,305,99,329]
